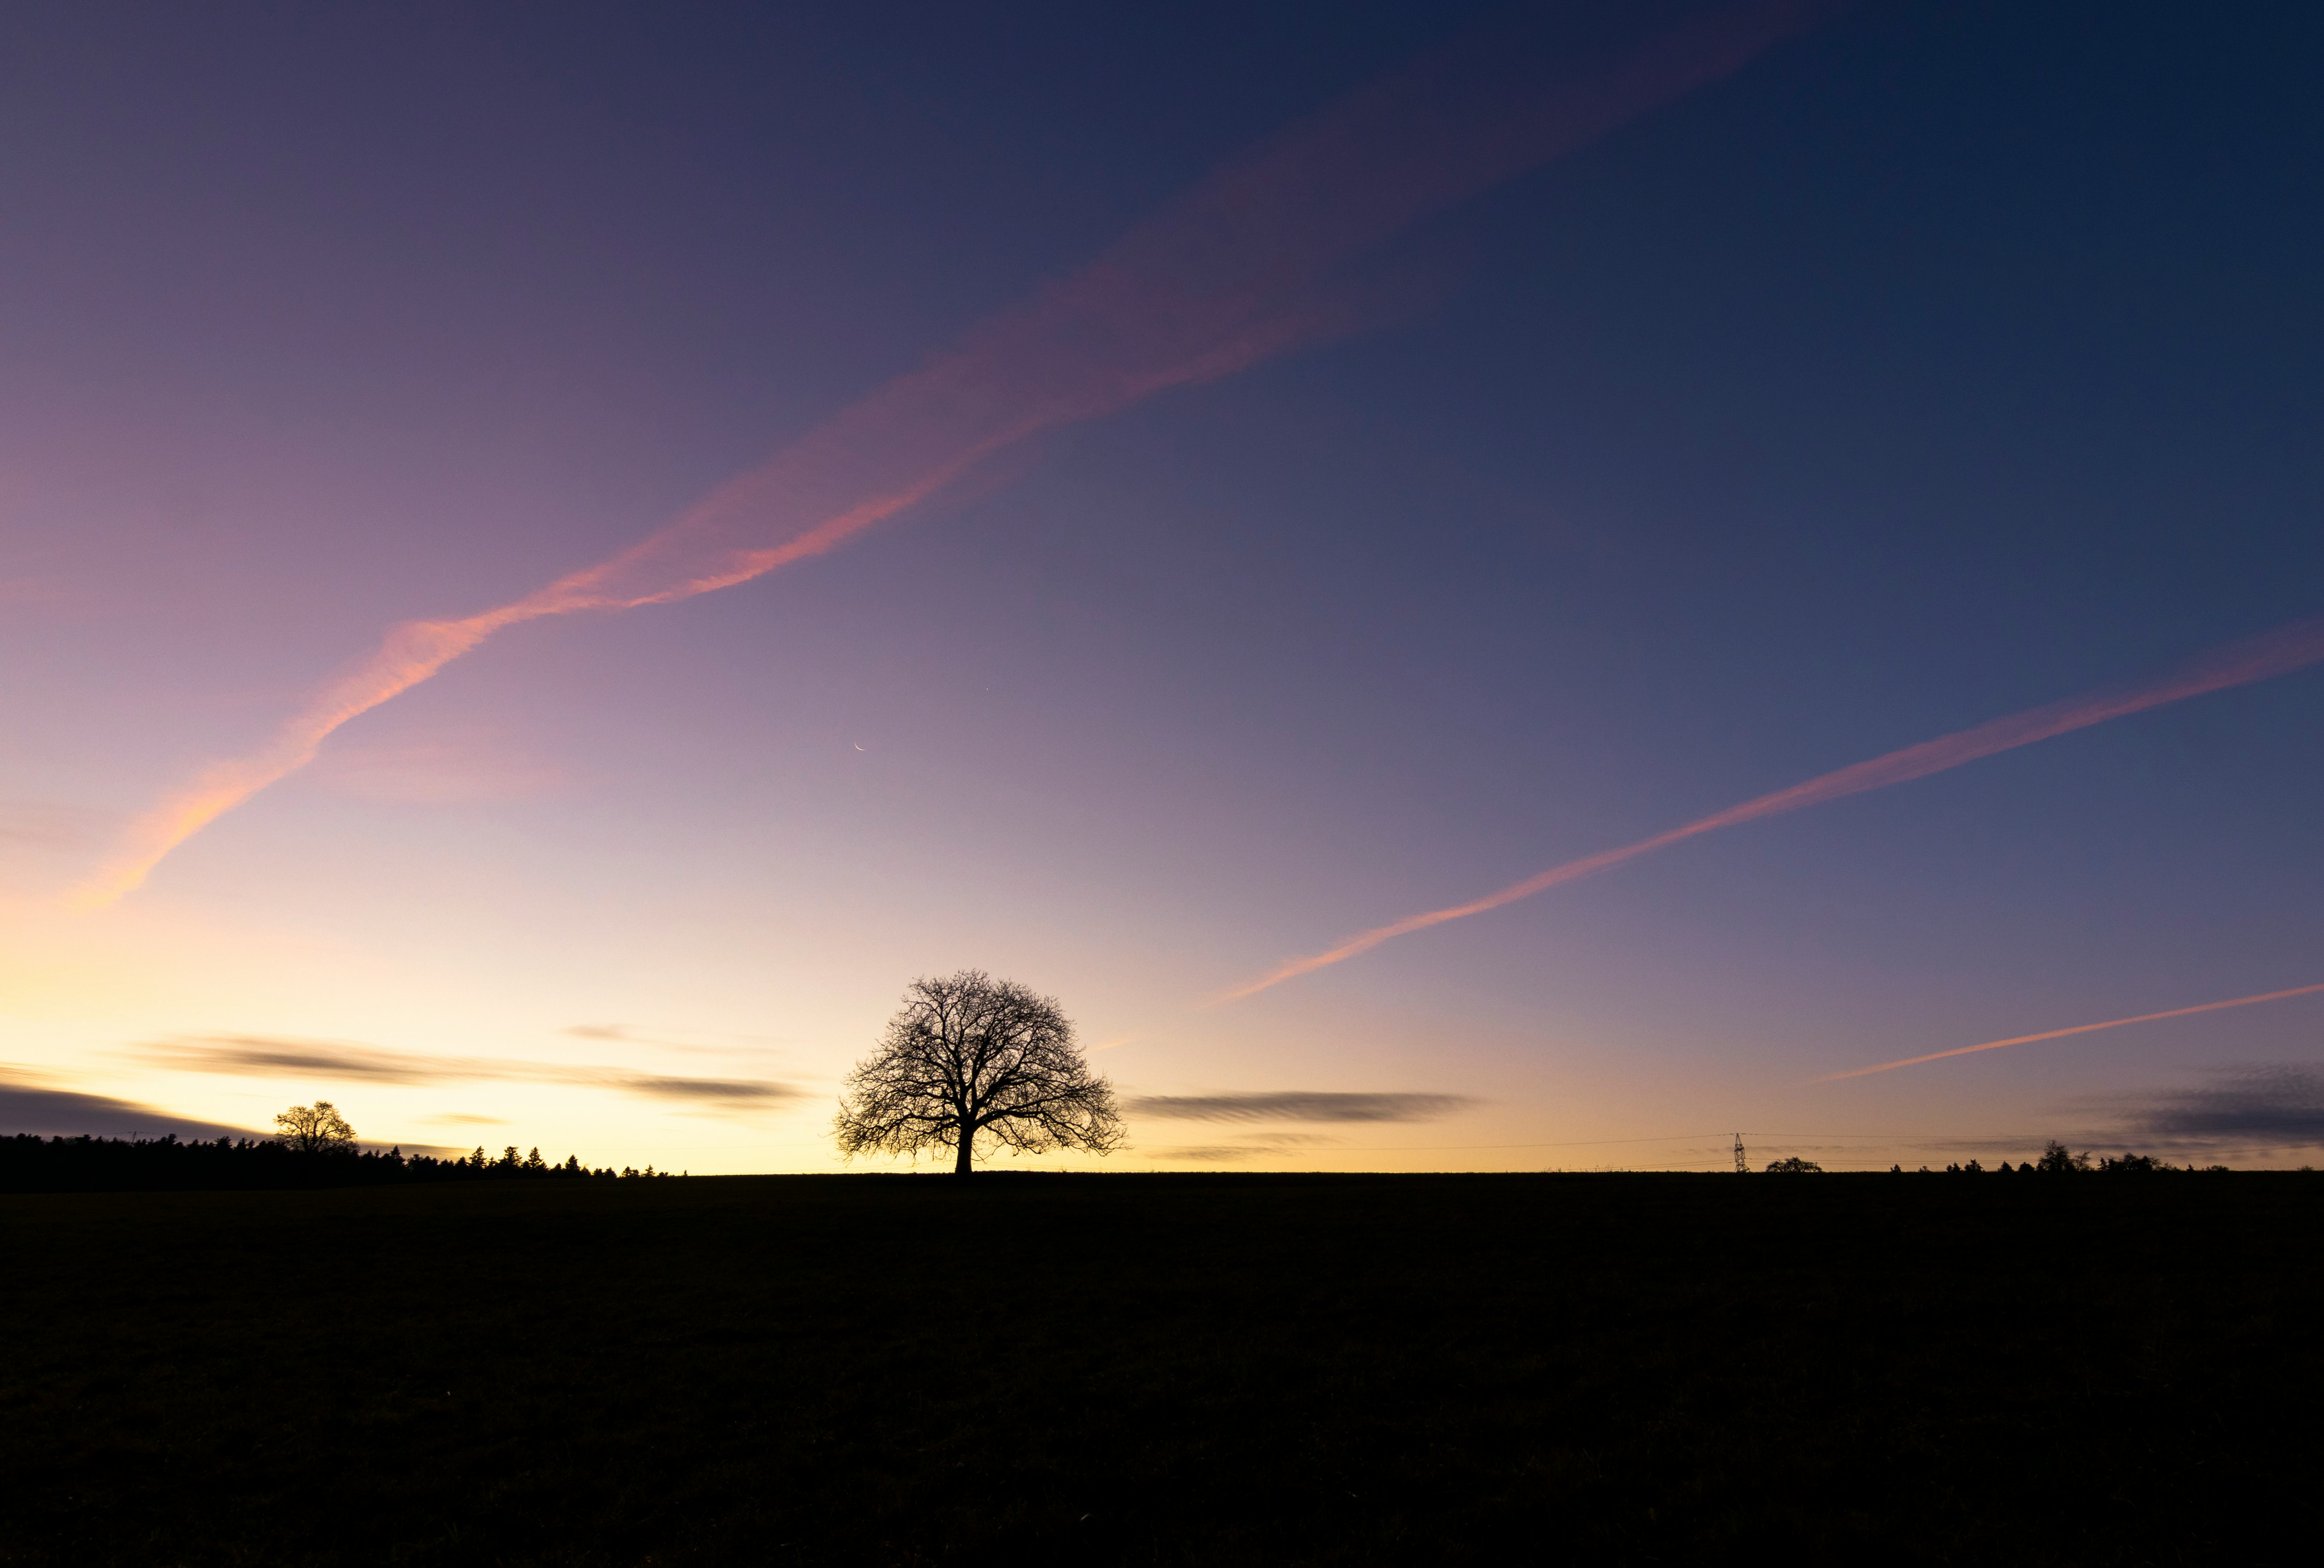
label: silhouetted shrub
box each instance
[1764,1156,1823,1173]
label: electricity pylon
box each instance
[1733,1133,1747,1174]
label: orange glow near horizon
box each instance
[1220,614,2324,999]
[1812,981,2324,1082]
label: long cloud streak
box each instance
[1222,614,2324,999]
[133,1035,803,1105]
[1812,982,2324,1083]
[74,1,1835,908]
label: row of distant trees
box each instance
[0,1102,680,1193]
[1766,1142,2234,1174]
[1937,1143,2232,1174]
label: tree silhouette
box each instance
[275,1101,357,1155]
[2035,1140,2092,1174]
[834,970,1124,1174]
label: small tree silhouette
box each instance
[275,1102,357,1155]
[1764,1156,1823,1173]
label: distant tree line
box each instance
[0,1135,691,1193]
[2,1102,683,1193]
[1762,1142,2249,1174]
[0,1134,687,1193]
[1884,1142,2233,1175]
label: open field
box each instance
[4,1173,2317,1564]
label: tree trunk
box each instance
[953,1121,974,1176]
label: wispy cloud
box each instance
[141,1036,461,1082]
[2112,1066,2324,1149]
[1144,1133,1346,1163]
[616,1075,799,1104]
[77,0,1833,906]
[1128,1091,1475,1123]
[133,1035,806,1112]
[1813,981,2324,1082]
[1224,615,2324,999]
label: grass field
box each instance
[4,1172,2317,1564]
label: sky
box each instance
[4,0,2321,1173]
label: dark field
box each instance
[4,1174,2317,1565]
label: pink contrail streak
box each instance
[1221,615,2324,1000]
[76,0,1835,909]
[1812,982,2324,1082]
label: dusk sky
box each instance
[5,0,2321,1172]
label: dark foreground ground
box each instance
[3,1173,2317,1565]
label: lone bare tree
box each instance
[834,971,1124,1174]
[276,1101,357,1154]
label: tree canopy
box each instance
[275,1101,357,1155]
[834,970,1123,1174]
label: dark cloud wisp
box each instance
[2117,1066,2324,1148]
[135,1036,806,1110]
[0,1068,252,1141]
[1127,1092,1475,1124]
[1144,1132,1345,1163]
[616,1075,800,1104]
[147,1036,449,1082]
